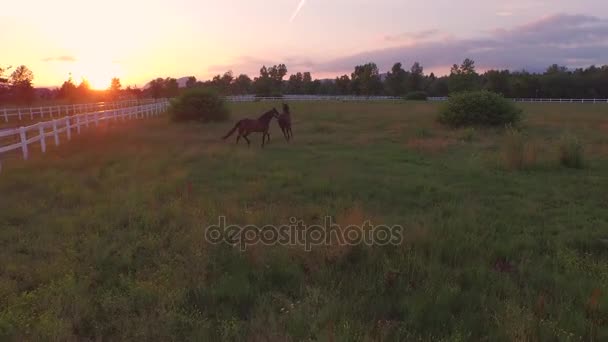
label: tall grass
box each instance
[501,126,537,170]
[558,133,585,169]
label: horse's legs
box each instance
[280,125,288,141]
[243,134,251,147]
[288,126,293,141]
[236,134,241,144]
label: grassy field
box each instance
[0,101,607,341]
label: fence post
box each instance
[65,117,71,140]
[94,112,99,126]
[85,114,90,127]
[52,120,60,146]
[18,108,22,120]
[19,127,29,160]
[3,109,7,122]
[30,108,33,119]
[39,125,46,153]
[76,116,81,134]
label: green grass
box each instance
[0,101,607,340]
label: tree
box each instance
[268,64,288,94]
[232,74,252,94]
[186,76,197,88]
[10,65,35,104]
[287,72,304,94]
[0,65,11,101]
[384,63,407,96]
[148,78,165,99]
[351,63,383,95]
[253,66,272,96]
[163,78,179,97]
[76,79,91,100]
[109,77,122,99]
[482,70,511,96]
[211,71,234,95]
[408,62,424,92]
[335,75,351,95]
[449,58,480,93]
[58,76,77,101]
[302,72,315,94]
[254,64,286,96]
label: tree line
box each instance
[0,65,36,104]
[2,59,608,105]
[186,59,608,99]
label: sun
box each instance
[70,59,123,90]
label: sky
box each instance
[1,0,607,89]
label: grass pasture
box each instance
[0,101,607,341]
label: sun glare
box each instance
[70,59,123,90]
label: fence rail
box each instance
[225,95,608,103]
[0,101,169,172]
[0,98,163,123]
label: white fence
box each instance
[0,101,169,171]
[511,98,608,103]
[0,98,162,123]
[226,95,608,103]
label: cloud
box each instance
[42,56,76,62]
[496,11,513,17]
[319,14,608,74]
[206,14,608,79]
[384,29,440,42]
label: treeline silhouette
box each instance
[174,59,608,99]
[2,59,608,105]
[0,65,141,105]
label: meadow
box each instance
[0,101,607,341]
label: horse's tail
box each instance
[222,120,242,139]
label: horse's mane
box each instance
[258,109,276,120]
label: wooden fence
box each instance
[0,98,162,123]
[0,101,169,172]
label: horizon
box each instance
[2,0,607,89]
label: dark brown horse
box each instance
[278,103,293,141]
[222,108,279,147]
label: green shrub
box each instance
[169,89,229,122]
[405,91,428,101]
[558,134,585,169]
[438,90,522,127]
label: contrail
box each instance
[290,0,307,22]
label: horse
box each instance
[222,108,279,147]
[277,103,293,141]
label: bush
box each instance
[405,91,428,101]
[558,133,585,169]
[438,90,522,127]
[501,126,537,170]
[169,89,229,122]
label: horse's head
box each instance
[271,107,280,118]
[282,103,290,114]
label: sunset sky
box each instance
[2,0,607,89]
